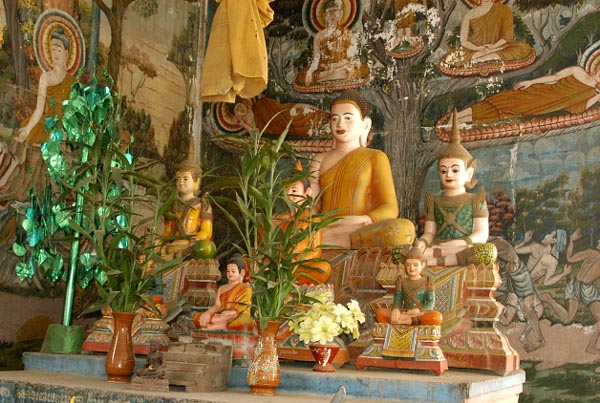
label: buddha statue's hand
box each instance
[334,215,372,228]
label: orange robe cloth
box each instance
[471,76,597,124]
[319,147,399,222]
[217,283,252,330]
[21,74,76,144]
[200,0,274,103]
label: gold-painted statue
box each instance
[161,163,213,259]
[277,161,332,285]
[309,89,415,249]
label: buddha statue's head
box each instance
[437,109,477,190]
[331,89,372,147]
[175,163,203,197]
[404,247,427,279]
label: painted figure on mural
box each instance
[161,163,213,260]
[193,254,253,331]
[439,0,533,75]
[276,161,332,285]
[491,237,545,353]
[540,228,600,355]
[386,0,423,54]
[200,0,274,102]
[293,0,370,92]
[309,89,415,249]
[223,97,331,138]
[0,9,84,208]
[413,111,489,266]
[515,229,570,287]
[452,64,600,125]
[15,26,76,144]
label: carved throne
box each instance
[324,245,520,376]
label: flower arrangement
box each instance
[288,287,366,345]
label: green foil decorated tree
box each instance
[13,78,180,326]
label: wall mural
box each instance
[205,0,600,400]
[0,0,599,400]
[0,0,196,292]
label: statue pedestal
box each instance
[183,258,221,309]
[325,247,519,375]
[439,262,519,376]
[355,323,448,376]
[82,316,169,355]
[162,258,220,310]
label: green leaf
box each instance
[12,242,27,257]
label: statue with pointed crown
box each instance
[413,110,489,266]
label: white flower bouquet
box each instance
[288,287,366,345]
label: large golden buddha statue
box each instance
[309,90,415,249]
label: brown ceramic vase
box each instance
[105,311,136,382]
[247,320,281,395]
[309,343,340,372]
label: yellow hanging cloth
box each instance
[200,0,274,103]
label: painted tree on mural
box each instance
[3,0,29,90]
[266,0,600,222]
[92,0,157,84]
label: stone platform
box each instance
[0,352,527,402]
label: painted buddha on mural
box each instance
[293,0,370,93]
[439,0,534,77]
[309,89,415,249]
[216,96,331,139]
[386,0,425,60]
[435,52,600,144]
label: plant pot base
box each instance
[107,374,133,383]
[309,343,340,373]
[313,362,336,372]
[250,385,278,396]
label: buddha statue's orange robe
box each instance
[320,147,399,222]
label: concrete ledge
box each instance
[18,352,525,402]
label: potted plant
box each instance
[14,79,181,382]
[215,126,336,395]
[288,286,365,372]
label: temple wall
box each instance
[0,1,598,400]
